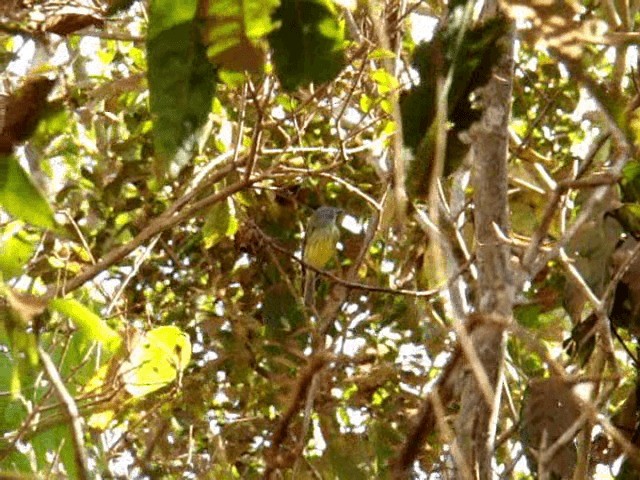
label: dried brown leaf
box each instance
[0,75,56,154]
[521,377,582,479]
[503,0,606,59]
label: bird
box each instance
[302,206,342,307]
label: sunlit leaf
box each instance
[147,0,198,36]
[121,325,192,397]
[620,160,640,202]
[371,69,398,95]
[49,298,122,354]
[88,408,116,430]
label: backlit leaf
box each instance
[202,0,279,72]
[121,325,192,397]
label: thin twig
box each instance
[38,346,89,480]
[50,168,268,296]
[263,352,332,479]
[105,234,161,316]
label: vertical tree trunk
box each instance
[455,2,515,478]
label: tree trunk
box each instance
[455,3,515,478]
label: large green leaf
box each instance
[49,298,122,355]
[147,0,217,178]
[262,282,304,335]
[202,0,279,72]
[0,155,55,229]
[268,0,345,91]
[327,438,368,480]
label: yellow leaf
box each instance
[120,326,192,397]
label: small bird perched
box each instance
[303,206,342,307]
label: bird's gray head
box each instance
[313,206,342,224]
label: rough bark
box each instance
[454,3,515,478]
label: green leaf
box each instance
[202,0,279,72]
[0,351,29,431]
[371,69,399,95]
[400,11,510,195]
[359,94,373,114]
[32,425,78,480]
[615,203,640,235]
[262,282,304,335]
[121,325,192,397]
[368,47,395,60]
[147,0,217,178]
[0,321,38,396]
[41,330,105,385]
[0,290,43,397]
[202,198,238,248]
[327,439,368,480]
[49,298,122,354]
[0,451,32,475]
[0,155,55,229]
[0,222,37,279]
[268,0,346,91]
[620,160,640,202]
[147,0,198,39]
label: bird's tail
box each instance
[303,271,315,308]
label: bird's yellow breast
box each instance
[303,228,339,269]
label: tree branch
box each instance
[455,4,515,477]
[38,346,89,480]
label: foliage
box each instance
[400,6,510,195]
[269,0,346,91]
[146,0,217,177]
[0,0,639,479]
